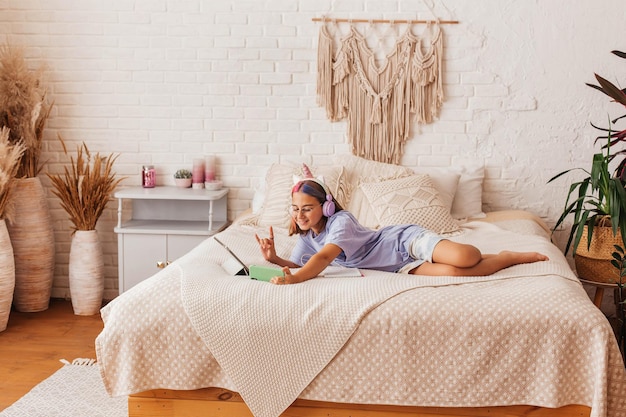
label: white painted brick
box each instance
[462,72,497,85]
[277,60,309,73]
[469,96,503,110]
[260,73,292,84]
[214,107,245,119]
[279,37,313,49]
[231,48,262,62]
[438,108,472,121]
[240,85,272,96]
[432,120,466,133]
[215,37,246,49]
[262,48,292,61]
[475,84,509,97]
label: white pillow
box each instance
[359,175,460,234]
[415,164,485,220]
[256,163,346,228]
[448,164,485,220]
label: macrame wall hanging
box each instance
[313,13,458,164]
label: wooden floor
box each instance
[0,298,104,410]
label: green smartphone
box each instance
[249,265,284,282]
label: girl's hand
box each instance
[270,267,296,285]
[255,226,276,262]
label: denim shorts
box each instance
[397,231,445,274]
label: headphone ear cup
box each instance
[322,197,335,217]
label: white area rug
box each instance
[0,359,127,417]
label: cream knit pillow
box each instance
[359,175,460,234]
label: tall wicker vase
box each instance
[0,219,15,331]
[6,177,55,312]
[69,230,104,316]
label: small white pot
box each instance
[175,178,192,188]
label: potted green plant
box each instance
[549,50,626,283]
[174,169,192,188]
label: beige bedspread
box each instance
[96,216,626,417]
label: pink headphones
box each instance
[293,177,335,217]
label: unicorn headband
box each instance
[292,163,336,217]
[291,163,330,192]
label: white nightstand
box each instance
[114,186,229,294]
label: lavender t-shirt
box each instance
[289,211,431,272]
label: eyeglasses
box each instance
[288,204,322,216]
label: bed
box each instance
[95,154,626,417]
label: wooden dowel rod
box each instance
[311,17,459,24]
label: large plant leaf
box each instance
[595,73,626,106]
[547,167,589,183]
[611,50,626,59]
[585,82,608,95]
[566,212,594,253]
[590,152,607,191]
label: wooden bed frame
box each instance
[129,388,590,417]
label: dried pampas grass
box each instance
[47,137,124,232]
[0,43,53,178]
[0,127,26,221]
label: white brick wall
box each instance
[0,0,624,305]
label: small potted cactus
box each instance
[174,169,192,188]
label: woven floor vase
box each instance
[69,230,104,316]
[6,177,55,312]
[0,219,15,331]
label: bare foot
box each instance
[501,251,549,264]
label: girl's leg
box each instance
[411,240,548,276]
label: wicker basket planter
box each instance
[6,177,55,312]
[69,230,104,316]
[574,224,622,284]
[0,219,15,331]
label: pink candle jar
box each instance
[142,165,155,188]
[205,156,216,182]
[192,158,205,189]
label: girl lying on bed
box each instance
[255,174,549,285]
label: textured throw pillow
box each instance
[413,168,460,212]
[333,154,415,225]
[359,175,460,234]
[256,163,346,228]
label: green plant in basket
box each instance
[549,131,626,256]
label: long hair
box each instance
[288,179,344,236]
